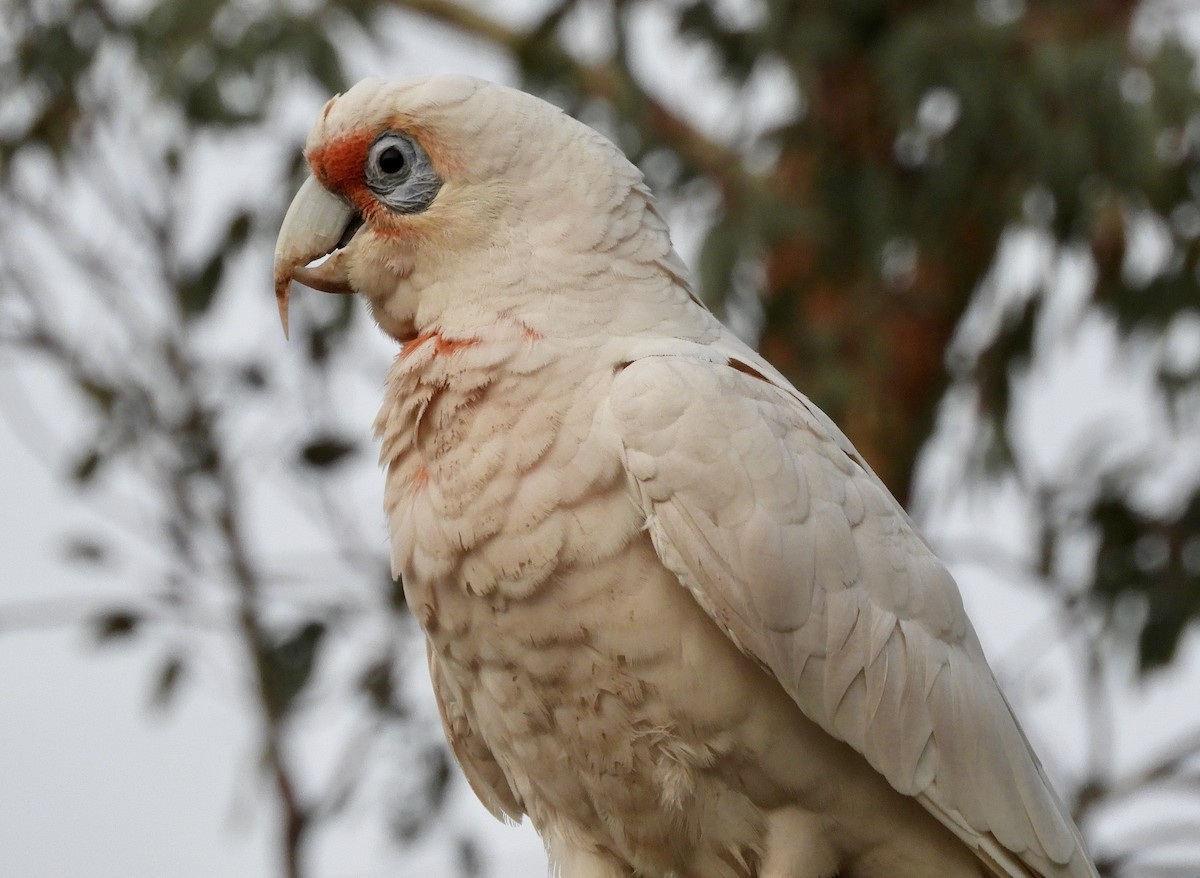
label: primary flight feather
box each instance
[274,74,1099,878]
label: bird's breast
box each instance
[373,334,773,825]
[376,330,628,608]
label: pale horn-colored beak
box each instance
[273,175,362,338]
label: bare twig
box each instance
[1081,725,1200,815]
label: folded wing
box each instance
[607,351,1095,878]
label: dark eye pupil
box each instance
[378,146,405,175]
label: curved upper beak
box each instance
[273,176,363,338]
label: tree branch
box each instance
[392,0,761,201]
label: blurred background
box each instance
[2,1,1200,876]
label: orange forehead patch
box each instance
[308,130,375,195]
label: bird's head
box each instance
[274,74,654,342]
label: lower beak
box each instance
[273,176,362,338]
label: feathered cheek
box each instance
[362,201,434,244]
[349,234,416,286]
[357,266,420,343]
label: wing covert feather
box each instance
[607,354,1095,878]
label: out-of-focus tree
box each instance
[0,2,460,876]
[2,1,1200,877]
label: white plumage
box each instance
[274,74,1099,878]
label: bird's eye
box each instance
[377,145,406,176]
[364,132,442,214]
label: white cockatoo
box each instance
[274,75,1099,878]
